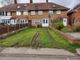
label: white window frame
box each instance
[56,10,61,14]
[4,12,6,16]
[38,11,43,15]
[16,11,21,15]
[7,12,11,16]
[31,11,35,15]
[23,11,28,15]
[48,11,53,14]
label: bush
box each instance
[73,23,80,32]
[61,27,73,32]
[54,21,64,30]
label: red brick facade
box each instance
[0,0,68,27]
[67,4,80,26]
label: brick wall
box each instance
[12,10,68,20]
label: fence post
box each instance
[7,25,9,33]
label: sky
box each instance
[18,0,80,9]
[0,0,80,9]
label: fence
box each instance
[0,24,28,35]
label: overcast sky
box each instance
[0,0,80,9]
[18,0,80,8]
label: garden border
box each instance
[49,26,80,44]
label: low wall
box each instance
[49,26,80,45]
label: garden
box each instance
[53,20,80,32]
[0,27,80,52]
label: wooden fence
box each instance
[0,24,28,35]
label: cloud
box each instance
[19,0,80,8]
[0,0,80,9]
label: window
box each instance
[23,11,28,15]
[7,12,11,16]
[16,11,21,15]
[4,12,6,16]
[31,11,35,15]
[48,11,53,14]
[56,10,61,14]
[38,11,43,15]
[43,20,45,23]
[33,20,41,24]
[46,20,48,23]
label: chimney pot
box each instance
[46,0,48,3]
[14,0,17,4]
[30,0,33,3]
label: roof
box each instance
[73,4,80,10]
[67,4,80,15]
[0,3,68,12]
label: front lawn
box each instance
[49,28,80,52]
[0,27,80,52]
[39,28,55,48]
[0,28,37,47]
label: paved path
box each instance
[66,33,80,40]
[0,48,79,60]
[0,56,79,60]
[0,48,74,56]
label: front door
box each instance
[28,20,32,27]
[42,18,49,27]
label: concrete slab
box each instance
[76,49,80,55]
[66,33,80,40]
[1,48,75,56]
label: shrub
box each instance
[61,27,73,32]
[73,23,80,32]
[54,21,64,30]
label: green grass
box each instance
[39,28,55,48]
[49,28,80,52]
[0,28,38,47]
[0,27,80,52]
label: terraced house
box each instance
[68,4,80,26]
[0,0,68,27]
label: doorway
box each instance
[42,18,49,27]
[28,20,32,27]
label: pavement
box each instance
[0,48,75,56]
[66,33,80,40]
[76,48,80,55]
[0,48,80,60]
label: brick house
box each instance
[67,4,80,26]
[0,0,68,27]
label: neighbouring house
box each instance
[67,4,80,26]
[0,16,27,25]
[0,0,69,27]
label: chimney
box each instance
[46,0,48,3]
[14,0,17,4]
[30,0,33,3]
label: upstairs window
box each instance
[31,11,35,15]
[48,11,53,14]
[4,12,6,16]
[56,10,61,14]
[38,11,43,15]
[23,11,28,15]
[7,12,11,16]
[16,11,21,15]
